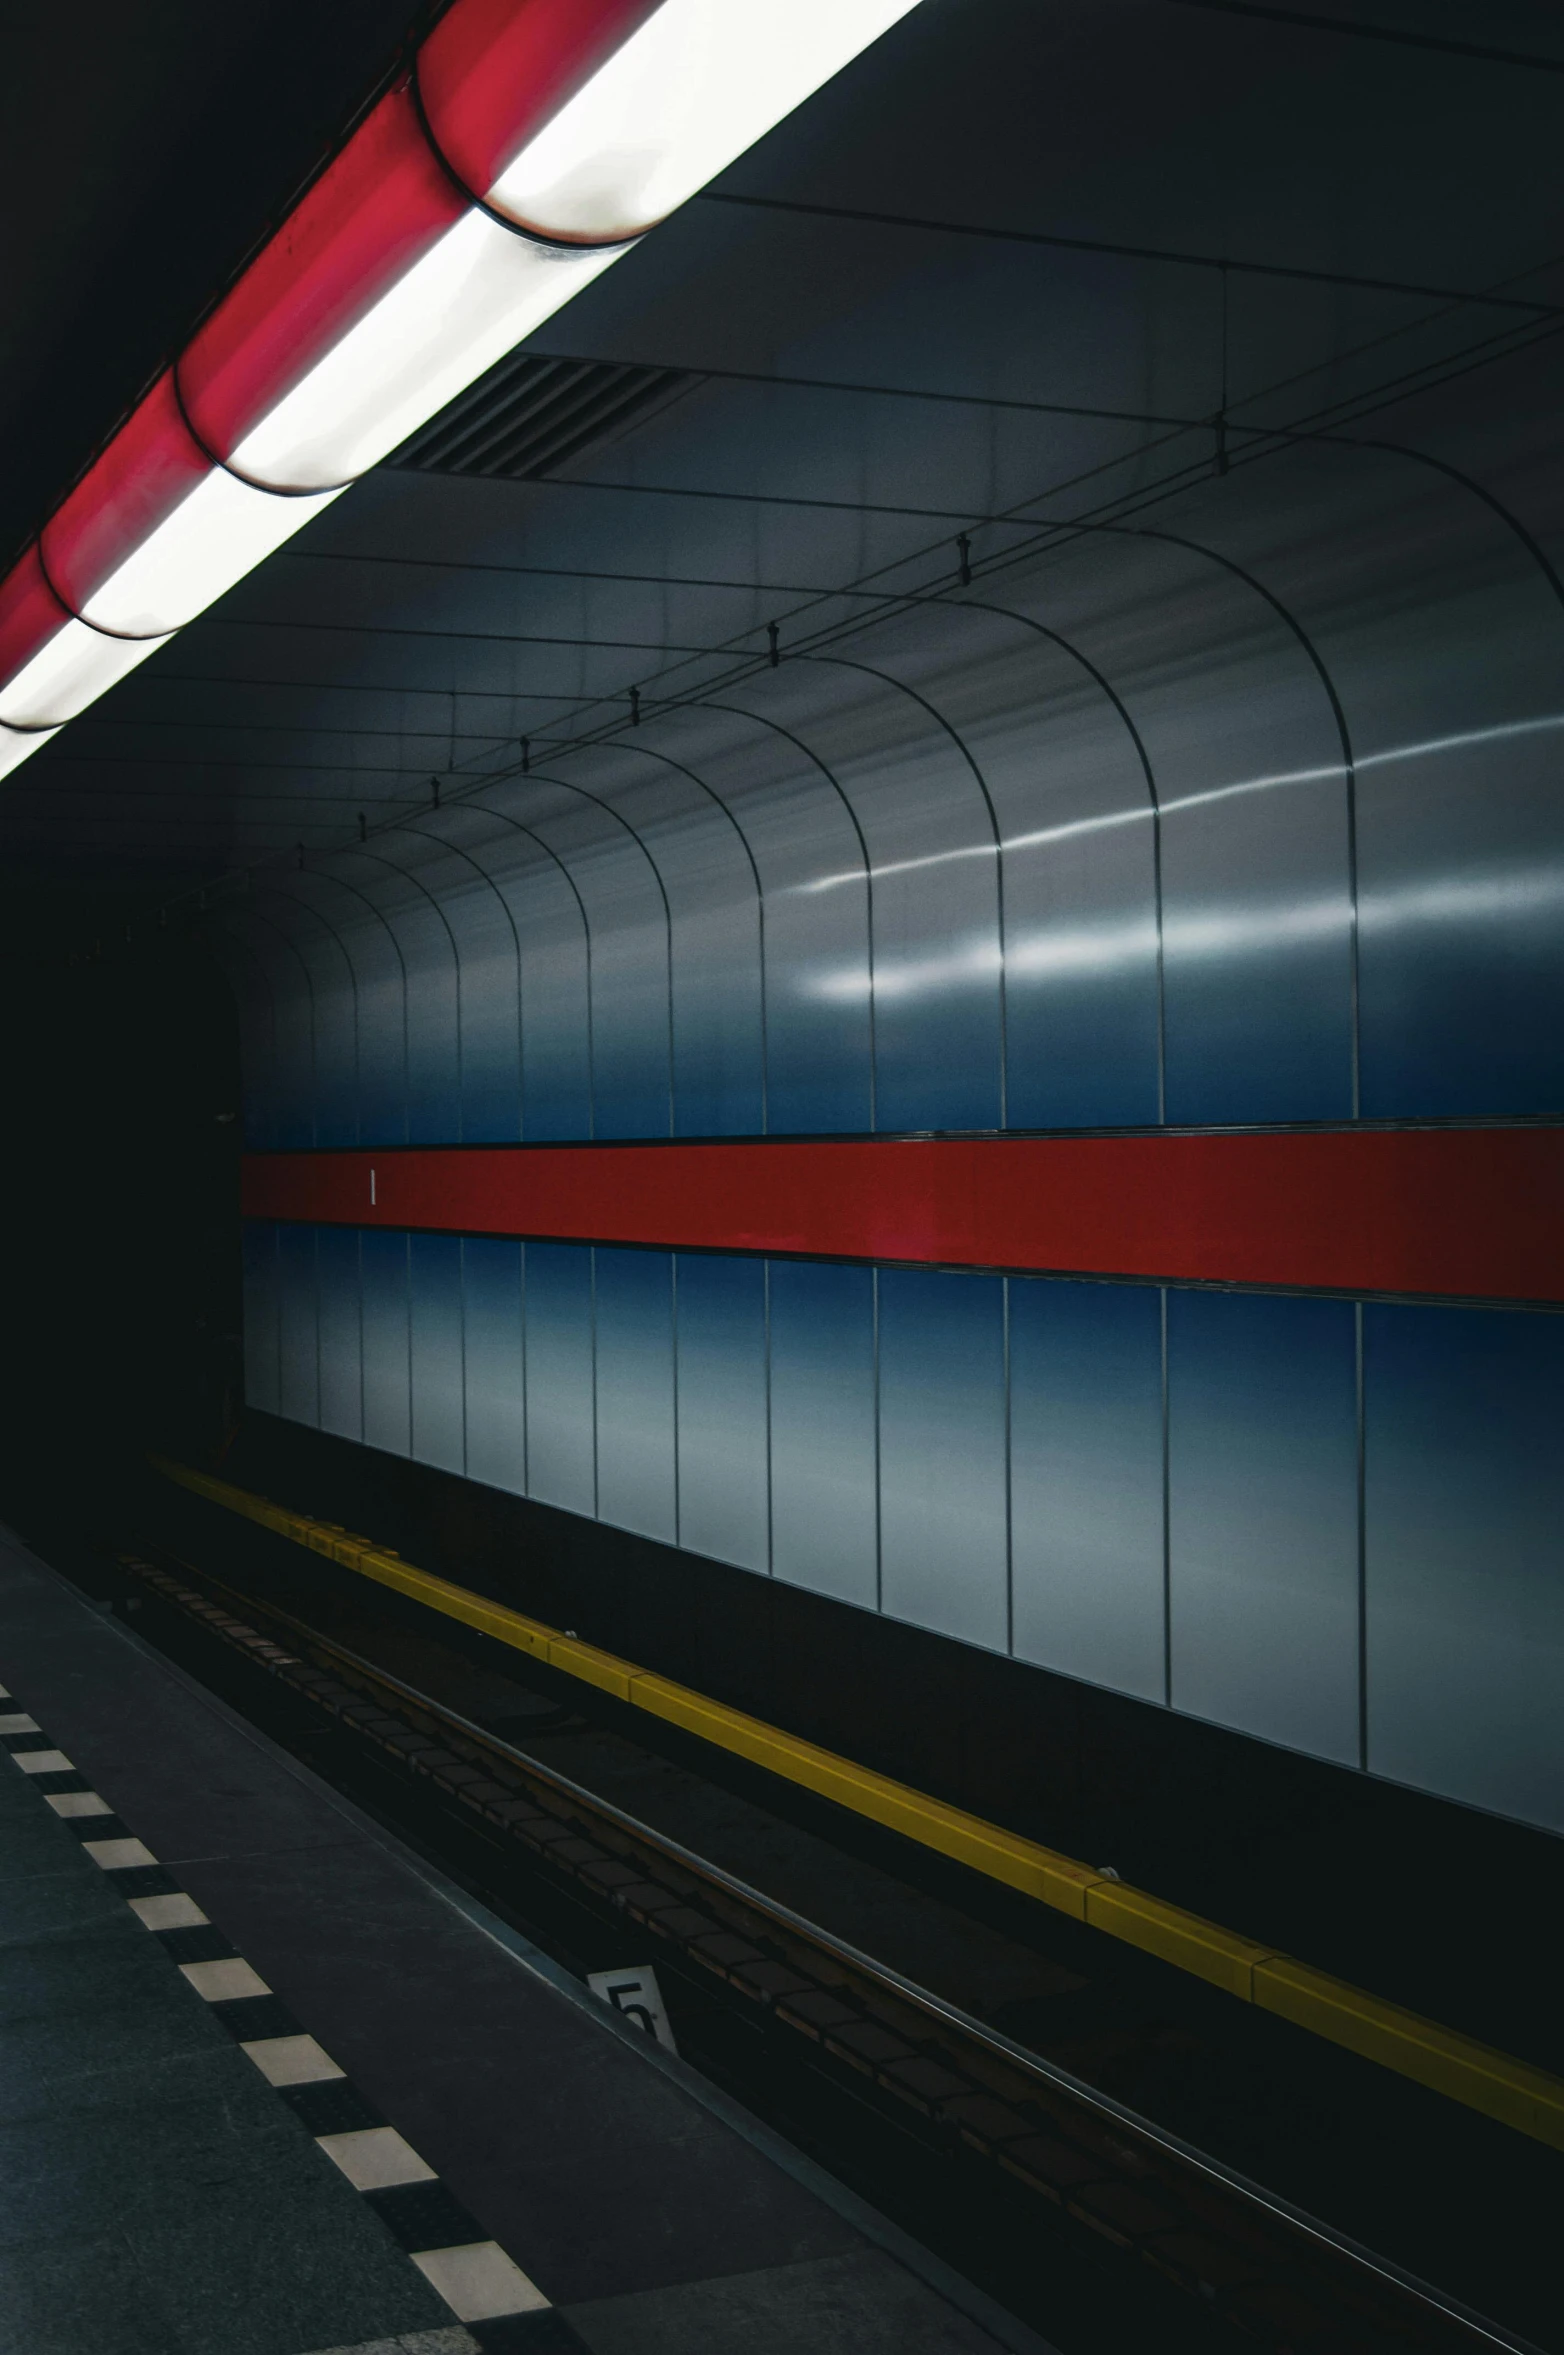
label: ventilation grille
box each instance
[390,350,693,479]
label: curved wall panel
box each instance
[222,430,1564,1155]
[224,389,1564,1838]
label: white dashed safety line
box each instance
[2,1675,562,2348]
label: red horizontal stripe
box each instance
[240,1130,1564,1303]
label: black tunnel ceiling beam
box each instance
[701,191,1564,318]
[1161,0,1564,75]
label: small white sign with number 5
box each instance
[587,1964,678,2054]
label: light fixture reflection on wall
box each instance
[0,0,922,762]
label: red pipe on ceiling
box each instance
[0,0,919,768]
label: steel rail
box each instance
[122,1541,1541,2355]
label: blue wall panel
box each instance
[383,884,463,1144]
[1009,1279,1166,1701]
[359,1228,410,1458]
[276,1223,319,1428]
[878,1269,1008,1652]
[675,1253,769,1572]
[462,1236,526,1496]
[594,1247,676,1544]
[242,1212,1564,1837]
[815,666,1004,1135]
[327,899,406,1149]
[509,854,593,1142]
[1365,1304,1564,1831]
[315,1225,363,1442]
[704,692,875,1136]
[988,638,1162,1131]
[768,1259,877,1607]
[225,411,1564,1841]
[439,868,522,1144]
[409,1232,465,1475]
[1168,1290,1359,1762]
[523,1241,595,1517]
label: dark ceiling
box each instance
[6,0,1564,927]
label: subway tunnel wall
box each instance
[215,311,1564,1844]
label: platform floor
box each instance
[0,1526,1033,2355]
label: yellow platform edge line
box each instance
[151,1453,1564,2151]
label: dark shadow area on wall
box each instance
[0,935,241,1524]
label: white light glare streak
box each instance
[788,708,1564,901]
[804,867,1564,1003]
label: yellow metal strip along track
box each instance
[152,1453,1564,2151]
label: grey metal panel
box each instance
[241,1220,280,1417]
[1009,1278,1165,1701]
[1204,441,1564,1117]
[509,779,671,1140]
[1015,527,1355,1124]
[523,1241,596,1516]
[778,655,1003,1132]
[594,1247,676,1544]
[335,847,462,1144]
[390,824,522,1144]
[359,1227,411,1459]
[826,624,1005,1131]
[409,1231,465,1475]
[675,691,872,1135]
[768,1259,877,1606]
[878,1268,1008,1652]
[560,742,764,1138]
[461,1235,526,1497]
[1365,1303,1564,1832]
[1124,537,1351,1124]
[292,870,407,1150]
[1168,1289,1359,1762]
[675,1253,768,1572]
[478,793,593,1142]
[276,1222,319,1429]
[315,1225,363,1442]
[914,599,1160,1130]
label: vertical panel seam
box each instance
[699,702,877,1132]
[386,820,526,1144]
[518,1238,529,1498]
[521,769,676,1139]
[1356,1296,1368,1771]
[872,1264,883,1616]
[590,1246,600,1522]
[458,799,594,1139]
[929,598,1166,1126]
[1003,1274,1014,1657]
[354,1226,364,1444]
[282,870,407,1148]
[458,1235,469,1479]
[604,743,771,1137]
[671,1253,681,1550]
[1161,1284,1172,1709]
[805,653,1009,1130]
[339,845,466,1146]
[763,1256,775,1576]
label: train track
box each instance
[115,1542,1539,2355]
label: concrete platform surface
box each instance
[0,1527,1037,2355]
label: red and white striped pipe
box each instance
[0,0,921,779]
